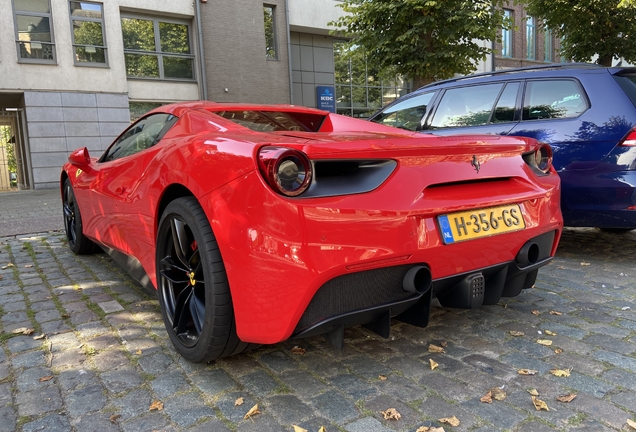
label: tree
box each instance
[521,0,636,66]
[331,0,509,87]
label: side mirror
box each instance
[68,147,91,167]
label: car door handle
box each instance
[115,187,126,195]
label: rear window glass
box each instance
[614,74,636,107]
[522,80,588,120]
[212,110,325,132]
[430,83,504,128]
[370,92,435,131]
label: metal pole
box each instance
[285,0,293,104]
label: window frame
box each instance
[526,16,536,60]
[501,9,513,58]
[263,4,277,60]
[12,0,57,64]
[120,13,196,81]
[68,0,108,67]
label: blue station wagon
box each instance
[369,64,636,231]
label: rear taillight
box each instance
[258,146,312,196]
[620,128,636,146]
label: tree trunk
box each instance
[597,54,613,67]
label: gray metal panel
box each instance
[30,152,68,168]
[291,44,301,70]
[27,122,65,138]
[96,93,129,108]
[28,137,66,153]
[65,122,100,137]
[315,72,335,85]
[292,83,303,105]
[313,47,334,73]
[25,107,64,122]
[302,83,316,107]
[301,71,315,83]
[97,108,130,122]
[24,92,62,107]
[61,93,97,107]
[63,107,98,122]
[300,45,314,71]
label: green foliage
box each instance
[521,0,636,66]
[264,6,276,58]
[331,0,508,85]
[0,126,17,173]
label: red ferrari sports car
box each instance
[61,101,562,362]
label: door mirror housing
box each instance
[68,148,91,167]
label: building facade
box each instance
[0,0,573,190]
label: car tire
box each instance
[156,197,254,362]
[63,179,100,255]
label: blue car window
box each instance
[370,92,435,131]
[522,80,588,120]
[430,83,504,128]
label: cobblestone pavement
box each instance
[0,189,63,237]
[0,227,635,431]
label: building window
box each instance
[526,16,536,60]
[334,42,411,118]
[13,0,56,63]
[501,9,513,58]
[121,16,194,80]
[544,28,552,62]
[263,5,277,59]
[69,1,106,65]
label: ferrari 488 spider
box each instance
[61,101,562,362]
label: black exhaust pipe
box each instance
[516,241,539,267]
[403,265,432,294]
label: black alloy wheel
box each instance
[156,197,251,362]
[62,178,98,254]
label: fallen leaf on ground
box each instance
[381,408,401,420]
[0,275,3,280]
[622,306,631,311]
[490,387,507,401]
[417,427,445,432]
[33,334,45,340]
[510,331,524,337]
[440,341,447,347]
[61,314,70,318]
[24,264,33,268]
[550,368,571,377]
[378,375,388,381]
[428,344,445,353]
[109,414,121,424]
[627,419,636,429]
[39,375,53,382]
[549,310,563,315]
[438,416,460,427]
[557,393,577,403]
[518,369,538,375]
[532,396,550,411]
[531,310,540,315]
[290,346,306,355]
[527,389,539,396]
[318,427,327,432]
[544,330,557,336]
[235,397,244,406]
[480,391,492,404]
[580,262,591,266]
[537,339,553,346]
[149,400,163,411]
[554,348,563,354]
[244,404,261,420]
[11,327,34,335]
[135,349,142,355]
[430,359,439,370]
[292,426,308,432]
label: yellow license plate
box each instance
[438,204,525,244]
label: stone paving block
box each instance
[98,300,124,313]
[592,349,636,372]
[279,369,329,400]
[29,299,56,312]
[600,367,636,392]
[40,319,72,334]
[461,397,527,429]
[217,391,258,423]
[92,349,131,371]
[51,348,88,370]
[584,333,636,355]
[162,392,216,428]
[419,372,476,402]
[297,352,349,377]
[22,413,71,432]
[151,370,192,399]
[1,310,28,324]
[0,407,16,432]
[343,355,392,380]
[265,394,314,424]
[365,395,420,430]
[185,417,232,432]
[0,363,10,382]
[85,333,119,351]
[190,368,238,396]
[72,412,121,432]
[120,412,175,432]
[236,413,284,432]
[0,382,11,406]
[35,308,62,323]
[331,373,379,401]
[113,388,153,420]
[64,384,107,417]
[76,321,110,338]
[611,390,636,412]
[571,391,631,429]
[545,352,605,376]
[138,352,174,375]
[585,323,632,338]
[238,369,280,397]
[217,353,262,376]
[105,311,136,327]
[57,368,99,391]
[48,331,80,352]
[12,350,45,369]
[2,300,26,312]
[311,390,360,424]
[418,395,480,431]
[499,352,553,375]
[70,310,99,325]
[258,349,299,373]
[7,335,42,353]
[344,417,393,432]
[101,367,143,393]
[504,337,557,358]
[506,389,577,425]
[17,385,63,416]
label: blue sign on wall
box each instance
[316,86,336,113]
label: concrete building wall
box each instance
[199,0,290,104]
[24,91,129,189]
[288,0,346,35]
